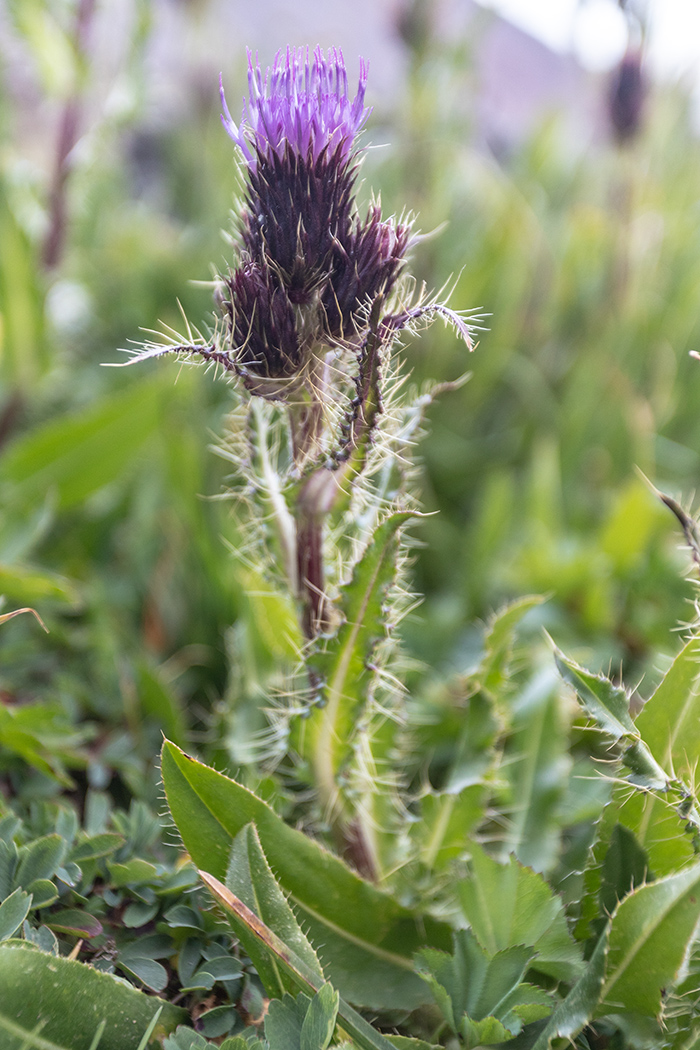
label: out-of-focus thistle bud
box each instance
[609,48,645,145]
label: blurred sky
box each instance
[478,0,700,79]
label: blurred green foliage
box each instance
[3,1,700,1045]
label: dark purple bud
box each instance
[323,207,413,339]
[609,49,645,144]
[221,261,305,396]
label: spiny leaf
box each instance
[199,871,398,1050]
[297,512,414,800]
[226,823,324,998]
[502,667,569,872]
[635,632,700,779]
[161,740,451,1010]
[600,859,700,1016]
[554,645,670,790]
[480,595,544,700]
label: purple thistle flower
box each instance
[120,48,475,399]
[215,47,418,396]
[220,46,370,170]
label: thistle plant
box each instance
[125,46,475,871]
[100,44,700,1050]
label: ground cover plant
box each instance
[5,4,700,1049]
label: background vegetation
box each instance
[3,2,700,1047]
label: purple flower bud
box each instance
[219,260,304,398]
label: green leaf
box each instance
[117,956,169,993]
[265,994,307,1050]
[300,984,339,1050]
[531,928,609,1050]
[599,823,650,915]
[161,740,450,1010]
[554,646,669,790]
[298,513,413,801]
[199,1006,238,1039]
[0,887,31,940]
[24,879,58,909]
[0,836,18,898]
[0,563,81,608]
[264,987,339,1050]
[0,940,186,1049]
[415,931,538,1048]
[554,647,635,740]
[194,956,242,983]
[480,595,545,699]
[635,632,700,780]
[15,834,66,888]
[200,871,398,1050]
[411,786,485,872]
[69,833,125,863]
[502,668,569,871]
[613,787,697,876]
[108,859,158,886]
[226,823,324,998]
[0,185,47,389]
[46,908,103,939]
[600,859,700,1016]
[0,376,165,511]
[136,664,189,750]
[458,844,583,982]
[123,901,159,927]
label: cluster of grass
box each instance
[3,4,700,1049]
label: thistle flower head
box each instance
[220,46,370,170]
[122,48,475,406]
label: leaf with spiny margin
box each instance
[554,645,670,790]
[599,859,700,1016]
[415,930,544,1049]
[161,740,452,1010]
[0,939,186,1049]
[480,595,545,702]
[635,632,700,779]
[531,927,609,1050]
[226,823,324,998]
[614,784,698,878]
[199,872,399,1050]
[458,844,583,982]
[576,784,699,944]
[296,512,414,784]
